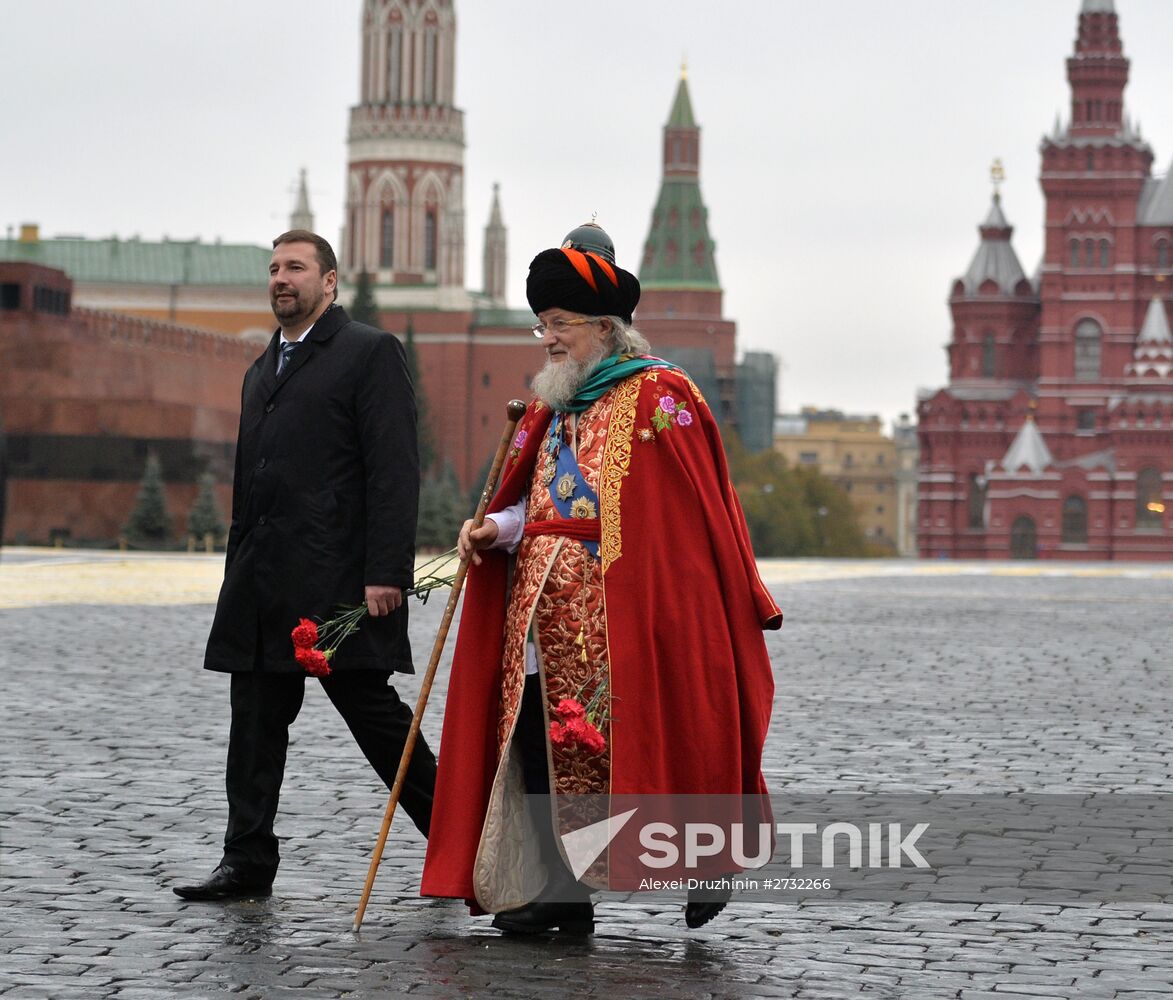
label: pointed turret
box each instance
[947,166,1040,382]
[290,168,314,232]
[956,193,1031,297]
[1138,296,1172,344]
[639,67,718,289]
[634,68,739,424]
[1000,415,1054,475]
[1126,297,1173,377]
[482,183,507,307]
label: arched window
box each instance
[1061,496,1088,543]
[1010,516,1037,559]
[1074,319,1102,381]
[1099,239,1111,268]
[967,473,987,529]
[424,209,437,271]
[1136,467,1164,530]
[1084,238,1096,267]
[981,332,996,377]
[1069,239,1081,268]
[379,208,394,268]
[1157,239,1169,270]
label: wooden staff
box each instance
[354,398,528,932]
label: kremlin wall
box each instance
[0,0,773,545]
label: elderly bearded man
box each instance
[420,226,782,934]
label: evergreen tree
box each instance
[349,270,381,328]
[403,317,437,474]
[123,452,173,547]
[416,463,467,552]
[186,469,225,542]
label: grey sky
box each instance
[4,1,1172,429]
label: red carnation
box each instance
[555,698,586,721]
[291,618,319,649]
[295,646,332,678]
[566,716,606,755]
[549,721,570,747]
[579,721,606,755]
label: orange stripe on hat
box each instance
[586,252,619,288]
[560,248,599,293]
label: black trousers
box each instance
[513,673,587,897]
[222,669,436,880]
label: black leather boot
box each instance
[491,896,595,935]
[684,877,733,928]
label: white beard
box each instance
[532,343,610,411]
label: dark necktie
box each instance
[277,341,298,376]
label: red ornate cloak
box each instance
[420,367,782,903]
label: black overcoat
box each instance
[204,304,419,674]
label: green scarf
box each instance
[561,354,674,414]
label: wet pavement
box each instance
[2,550,1172,998]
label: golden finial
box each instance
[590,210,598,224]
[681,58,688,81]
[991,158,1006,196]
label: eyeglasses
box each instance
[531,316,599,339]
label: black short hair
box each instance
[272,230,339,299]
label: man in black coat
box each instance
[174,230,436,901]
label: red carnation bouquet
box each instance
[290,608,365,678]
[549,668,611,756]
[290,549,458,677]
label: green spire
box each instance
[638,68,719,290]
[667,66,696,128]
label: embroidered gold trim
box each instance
[599,375,642,573]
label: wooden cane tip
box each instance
[506,399,527,421]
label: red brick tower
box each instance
[918,0,1173,560]
[636,68,737,420]
[341,0,466,299]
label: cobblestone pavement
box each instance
[2,550,1172,998]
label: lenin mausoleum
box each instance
[918,0,1172,560]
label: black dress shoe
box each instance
[491,899,594,935]
[172,864,273,901]
[685,879,733,929]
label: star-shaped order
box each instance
[556,472,577,501]
[569,497,597,519]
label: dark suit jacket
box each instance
[204,304,419,674]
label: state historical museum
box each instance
[918,0,1173,560]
